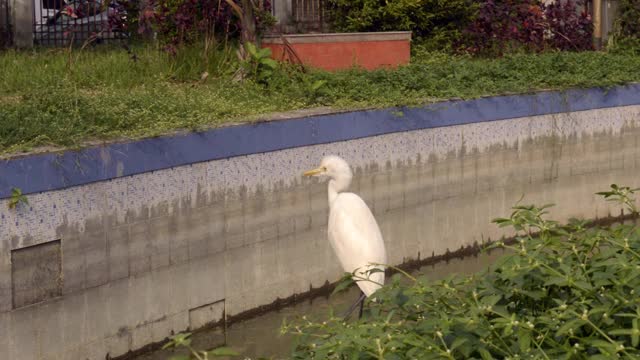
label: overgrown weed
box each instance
[1,46,640,155]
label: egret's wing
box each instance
[328,193,387,297]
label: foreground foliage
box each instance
[327,0,592,54]
[2,48,640,155]
[161,332,239,360]
[285,185,640,359]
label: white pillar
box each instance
[12,0,33,47]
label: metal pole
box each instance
[593,0,602,48]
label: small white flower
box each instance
[527,321,534,329]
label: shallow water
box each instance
[135,249,507,360]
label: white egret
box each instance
[304,155,387,317]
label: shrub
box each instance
[327,0,592,54]
[607,0,640,54]
[462,0,545,55]
[544,0,593,51]
[326,0,478,51]
[136,0,274,51]
[615,0,640,39]
[285,185,640,359]
[462,0,592,56]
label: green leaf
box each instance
[394,289,409,306]
[609,329,633,335]
[8,187,28,210]
[257,47,272,58]
[164,333,192,349]
[544,276,569,287]
[311,80,327,91]
[555,319,585,337]
[207,347,240,357]
[245,42,257,57]
[587,339,617,355]
[480,294,501,307]
[261,58,278,69]
[478,348,493,360]
[450,336,468,351]
[574,280,593,291]
[518,328,531,352]
[332,274,354,295]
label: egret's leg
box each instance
[342,291,366,320]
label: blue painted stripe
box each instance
[1,84,639,199]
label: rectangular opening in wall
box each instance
[11,240,62,309]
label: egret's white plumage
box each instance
[304,155,387,297]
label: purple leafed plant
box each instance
[135,0,272,50]
[463,0,592,56]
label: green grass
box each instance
[1,45,640,155]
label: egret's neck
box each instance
[328,176,351,205]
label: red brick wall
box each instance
[263,39,411,71]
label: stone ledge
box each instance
[262,31,412,44]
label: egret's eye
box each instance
[322,166,327,171]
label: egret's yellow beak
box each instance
[303,167,324,177]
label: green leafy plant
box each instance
[327,0,477,51]
[597,184,640,215]
[302,79,328,104]
[162,332,239,360]
[607,0,640,54]
[8,188,28,210]
[240,42,278,84]
[613,0,640,40]
[285,185,640,359]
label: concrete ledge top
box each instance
[1,84,640,199]
[262,31,412,44]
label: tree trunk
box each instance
[241,0,257,45]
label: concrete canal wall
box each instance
[1,85,640,359]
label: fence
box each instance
[32,0,128,46]
[290,0,327,32]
